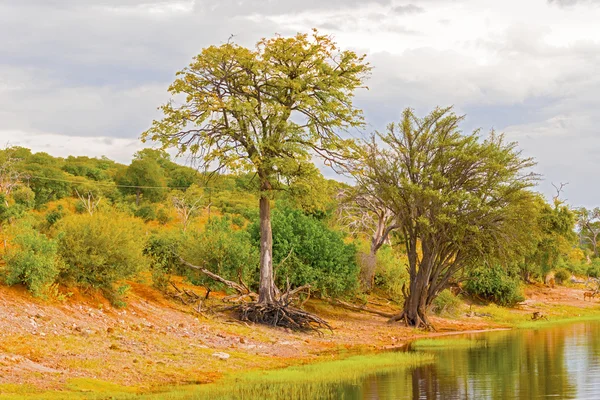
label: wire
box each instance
[27,175,194,190]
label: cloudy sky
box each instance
[1,0,599,205]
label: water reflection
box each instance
[347,322,600,399]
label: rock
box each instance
[212,352,230,360]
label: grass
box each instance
[474,302,600,328]
[140,351,434,400]
[410,338,484,350]
[516,312,600,329]
[0,351,433,400]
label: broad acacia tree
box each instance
[360,107,536,328]
[143,31,370,307]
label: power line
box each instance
[27,175,193,190]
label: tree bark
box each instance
[136,188,141,206]
[258,193,277,304]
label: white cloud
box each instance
[2,0,600,205]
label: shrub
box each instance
[249,208,359,298]
[554,268,570,284]
[144,231,184,290]
[134,204,157,222]
[156,208,172,225]
[588,265,600,278]
[45,205,64,226]
[372,245,409,301]
[3,227,60,297]
[11,186,36,209]
[464,264,524,307]
[182,217,258,290]
[431,289,462,316]
[56,212,148,303]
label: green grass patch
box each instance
[139,351,434,400]
[0,352,433,400]
[410,338,483,350]
[516,312,600,330]
[65,378,140,394]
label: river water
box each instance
[340,321,600,399]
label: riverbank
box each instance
[1,279,600,398]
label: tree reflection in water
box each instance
[347,322,600,399]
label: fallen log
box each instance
[179,257,256,297]
[329,299,395,318]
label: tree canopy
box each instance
[142,30,371,308]
[356,107,538,328]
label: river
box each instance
[340,321,600,399]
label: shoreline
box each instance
[1,281,600,397]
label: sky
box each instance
[1,0,599,206]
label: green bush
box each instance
[45,205,64,226]
[182,217,258,290]
[134,204,157,222]
[144,231,184,290]
[3,227,60,297]
[432,289,462,316]
[156,208,172,225]
[554,268,570,284]
[249,208,359,298]
[56,212,148,303]
[464,264,524,306]
[11,186,36,209]
[372,245,409,301]
[588,265,600,278]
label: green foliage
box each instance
[554,268,570,284]
[182,217,258,289]
[116,158,166,205]
[3,226,60,297]
[18,151,72,207]
[431,289,462,316]
[11,186,35,208]
[134,204,157,222]
[465,264,525,307]
[587,265,600,278]
[56,212,148,302]
[521,197,577,281]
[144,231,184,290]
[45,205,64,226]
[250,208,359,297]
[156,207,171,225]
[354,106,537,325]
[371,244,408,301]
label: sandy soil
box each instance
[0,279,598,391]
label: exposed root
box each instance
[388,311,436,331]
[236,302,332,334]
[179,256,328,333]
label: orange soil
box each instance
[0,279,597,391]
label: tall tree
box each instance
[520,196,576,282]
[142,31,370,309]
[359,107,537,328]
[116,158,166,206]
[577,207,600,257]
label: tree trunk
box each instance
[359,250,377,292]
[389,274,433,329]
[258,194,277,304]
[136,188,141,207]
[403,278,432,328]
